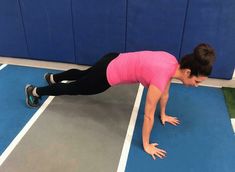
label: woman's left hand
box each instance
[160,114,180,126]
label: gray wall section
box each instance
[0,84,139,172]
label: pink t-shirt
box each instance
[106,51,178,92]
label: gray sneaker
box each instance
[25,84,40,108]
[44,73,53,85]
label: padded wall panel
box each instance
[0,0,28,57]
[72,0,126,65]
[181,0,235,79]
[20,0,75,63]
[126,0,188,58]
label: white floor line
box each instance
[0,64,7,70]
[0,95,55,166]
[231,118,235,134]
[117,84,144,172]
[0,80,68,166]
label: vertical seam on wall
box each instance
[179,0,190,58]
[70,0,77,63]
[124,0,129,52]
[17,0,30,57]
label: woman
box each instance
[25,43,216,160]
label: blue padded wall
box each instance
[19,0,75,63]
[0,0,28,57]
[72,0,126,65]
[181,0,235,79]
[0,0,234,79]
[126,0,188,59]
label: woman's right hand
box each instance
[144,143,167,160]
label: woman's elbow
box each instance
[144,114,154,122]
[161,93,169,100]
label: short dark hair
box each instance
[180,43,216,77]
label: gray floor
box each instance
[0,57,234,172]
[0,84,139,172]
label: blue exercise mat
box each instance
[126,84,235,172]
[0,65,59,155]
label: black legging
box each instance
[36,53,120,96]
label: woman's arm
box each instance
[160,81,171,117]
[160,80,180,126]
[142,84,166,160]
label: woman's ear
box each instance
[185,69,191,77]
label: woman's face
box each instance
[183,75,207,87]
[181,69,208,87]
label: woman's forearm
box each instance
[160,81,171,116]
[160,93,169,116]
[142,84,161,150]
[142,115,154,149]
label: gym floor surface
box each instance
[0,58,234,172]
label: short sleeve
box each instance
[150,72,171,92]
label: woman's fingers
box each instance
[171,121,180,126]
[153,150,167,159]
[169,117,180,126]
[152,143,159,146]
[161,115,181,126]
[154,147,167,159]
[148,143,167,160]
[152,154,156,160]
[158,148,167,154]
[156,151,166,158]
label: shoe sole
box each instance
[25,84,35,108]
